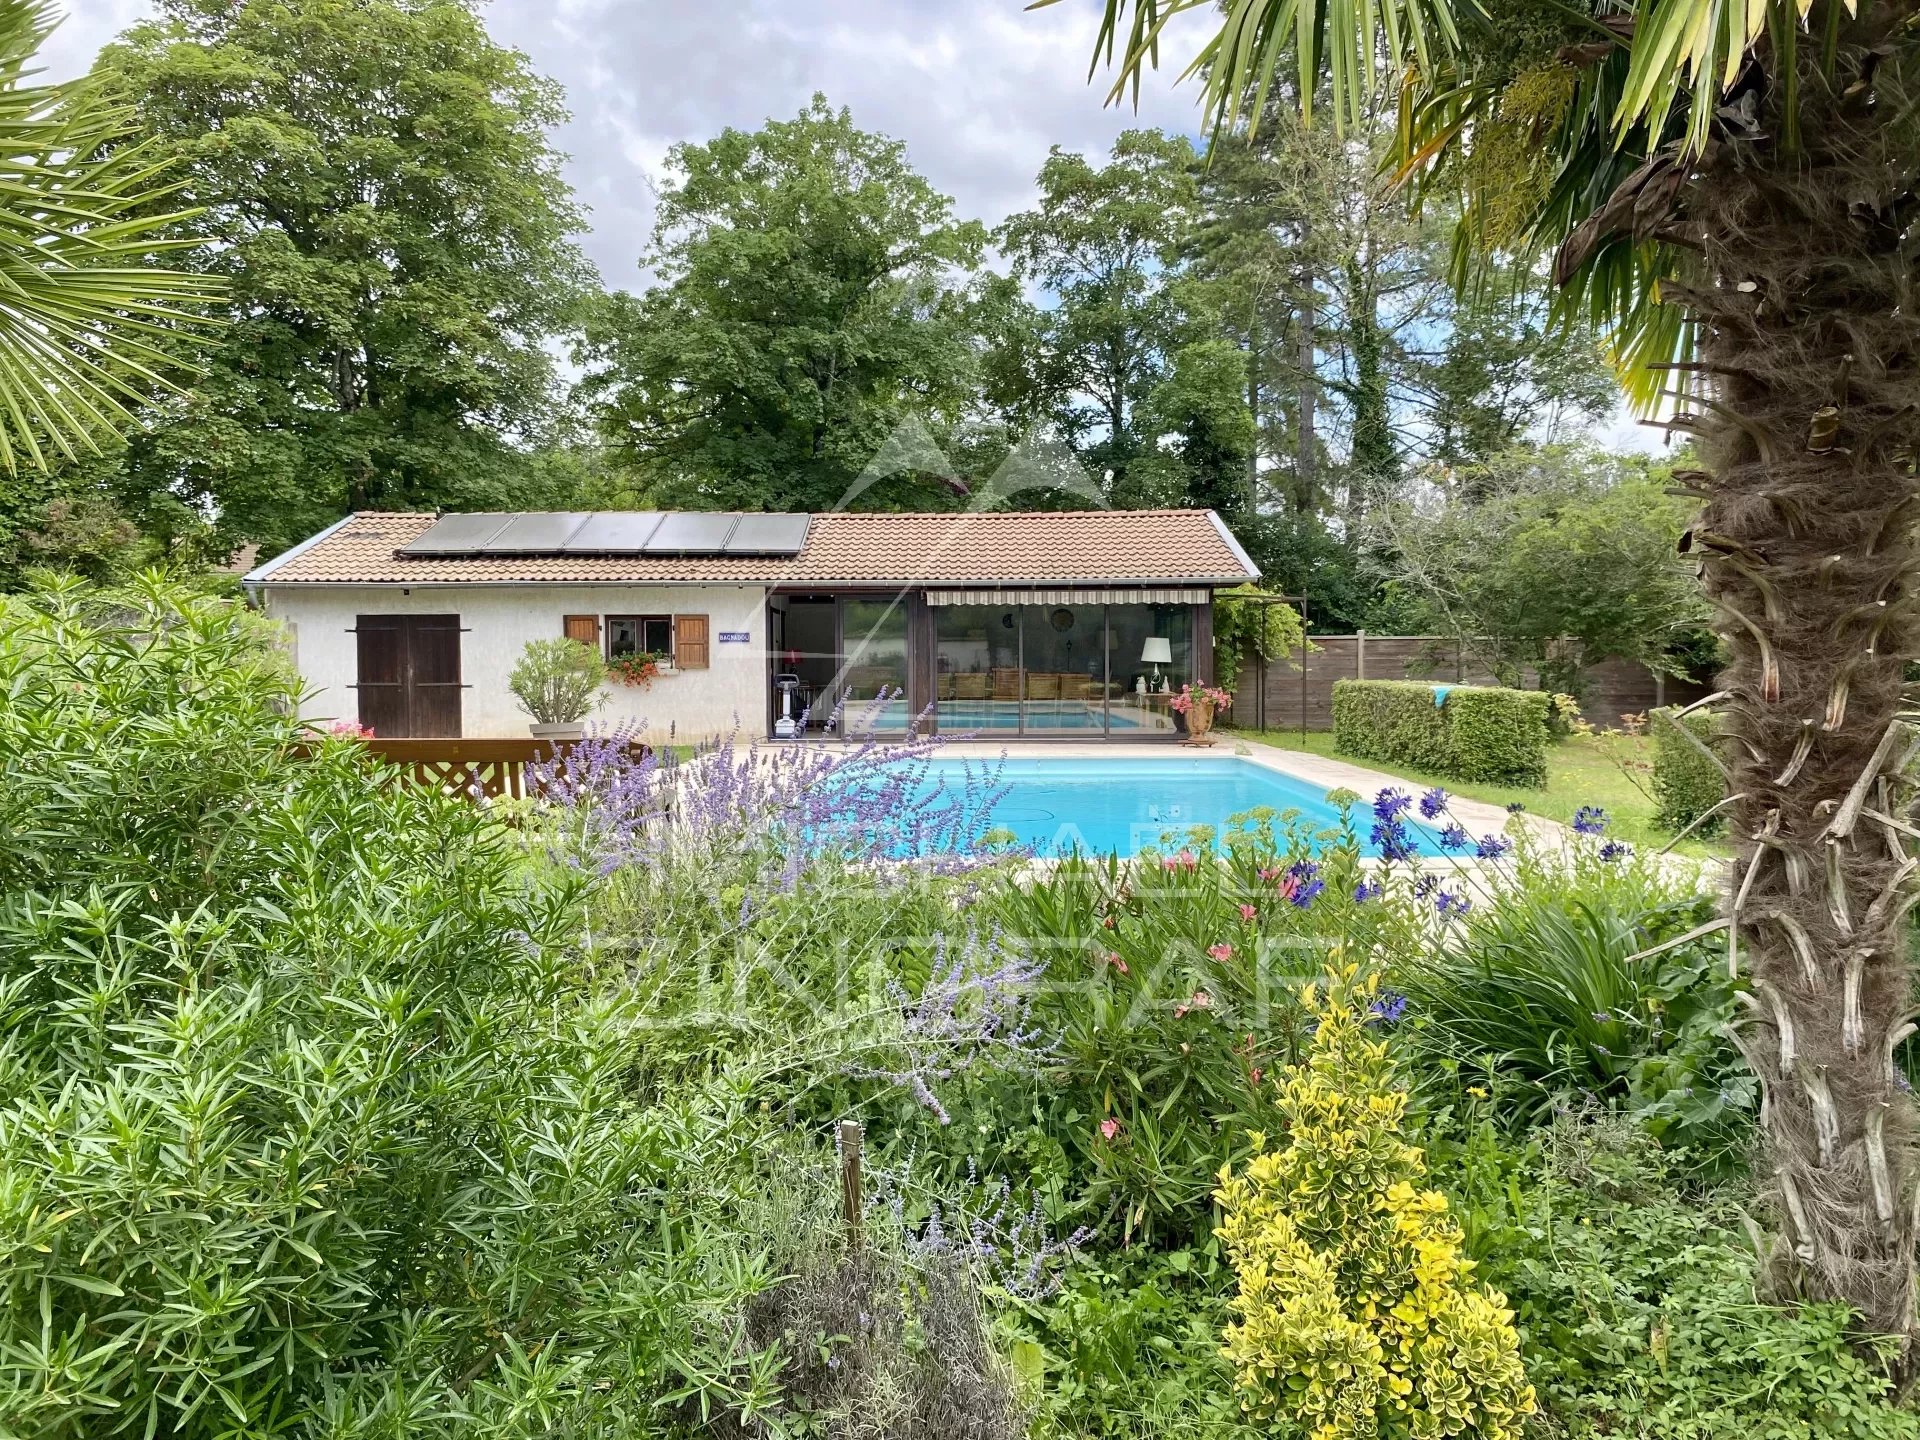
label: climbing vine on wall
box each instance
[1213,585,1307,692]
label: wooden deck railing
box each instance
[357,737,648,800]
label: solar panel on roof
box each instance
[559,512,666,553]
[722,512,810,556]
[399,513,513,555]
[645,512,740,554]
[483,512,592,552]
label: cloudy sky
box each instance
[48,0,1210,288]
[46,1,1651,451]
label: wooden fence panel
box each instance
[354,737,648,800]
[1227,635,1711,734]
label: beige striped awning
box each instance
[924,586,1211,607]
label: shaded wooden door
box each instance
[355,614,463,737]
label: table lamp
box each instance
[1140,637,1171,688]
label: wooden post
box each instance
[838,1119,864,1250]
[1355,628,1367,681]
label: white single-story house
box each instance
[244,508,1260,744]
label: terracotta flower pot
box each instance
[1187,695,1216,739]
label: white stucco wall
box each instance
[263,584,770,743]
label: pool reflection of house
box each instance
[245,508,1260,744]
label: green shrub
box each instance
[1435,1115,1918,1440]
[1398,834,1751,1156]
[1009,1250,1254,1440]
[507,635,606,724]
[1215,967,1535,1440]
[976,803,1418,1244]
[0,577,786,1437]
[1651,706,1726,836]
[1333,679,1550,786]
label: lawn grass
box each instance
[1234,727,1728,859]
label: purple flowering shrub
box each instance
[528,702,1011,882]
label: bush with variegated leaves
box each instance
[1215,964,1535,1439]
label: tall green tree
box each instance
[996,130,1249,506]
[577,96,986,513]
[1379,444,1710,694]
[92,0,592,554]
[1064,0,1920,1344]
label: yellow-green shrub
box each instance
[1215,965,1536,1440]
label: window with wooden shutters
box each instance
[674,613,710,669]
[562,614,600,648]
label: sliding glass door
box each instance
[1106,605,1191,736]
[934,605,1021,731]
[1020,604,1107,735]
[927,601,1194,737]
[841,597,912,734]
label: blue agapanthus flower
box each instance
[1440,823,1471,851]
[1475,833,1513,860]
[1572,805,1609,835]
[1435,890,1472,917]
[1413,874,1438,899]
[1285,860,1325,908]
[1370,819,1419,863]
[1599,840,1634,863]
[1505,801,1527,814]
[1419,787,1450,820]
[1368,992,1408,1024]
[1353,878,1383,902]
[1373,788,1413,822]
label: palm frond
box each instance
[0,0,221,472]
[1030,0,1468,136]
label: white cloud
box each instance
[50,0,1204,284]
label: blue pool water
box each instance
[905,756,1449,858]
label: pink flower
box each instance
[1102,914,1116,928]
[1163,849,1198,873]
[1104,951,1129,976]
[1238,904,1257,922]
[1257,867,1281,883]
[1249,1067,1263,1084]
[1175,989,1213,1018]
[1208,943,1234,962]
[1099,1118,1121,1141]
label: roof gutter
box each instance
[241,513,358,607]
[250,574,1259,591]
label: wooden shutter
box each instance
[354,615,407,738]
[407,615,464,738]
[563,614,600,648]
[352,614,462,738]
[674,613,710,669]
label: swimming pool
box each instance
[904,755,1449,858]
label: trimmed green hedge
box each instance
[1652,707,1726,836]
[1332,680,1551,787]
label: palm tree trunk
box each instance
[1686,0,1920,1341]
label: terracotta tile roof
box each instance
[247,509,1259,587]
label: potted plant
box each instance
[509,637,605,740]
[606,650,667,687]
[1169,683,1232,745]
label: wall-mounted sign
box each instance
[718,631,751,644]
